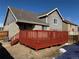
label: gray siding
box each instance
[62,22,68,31]
[5,11,16,25]
[47,11,62,31]
[4,22,19,40]
[8,22,19,40]
[3,10,19,40]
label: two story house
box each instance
[38,8,79,43]
[3,7,78,43]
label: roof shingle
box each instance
[63,20,78,26]
[10,7,48,26]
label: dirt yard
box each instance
[1,41,62,59]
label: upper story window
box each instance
[54,19,57,24]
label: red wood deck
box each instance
[11,30,68,50]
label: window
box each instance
[54,19,57,24]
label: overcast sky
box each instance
[0,0,79,27]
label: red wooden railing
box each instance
[18,30,68,50]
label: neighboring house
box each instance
[63,20,78,35]
[63,20,78,43]
[3,7,48,40]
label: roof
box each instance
[38,8,78,26]
[4,7,78,26]
[38,8,64,21]
[63,20,78,26]
[4,7,48,26]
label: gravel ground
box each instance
[1,41,61,59]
